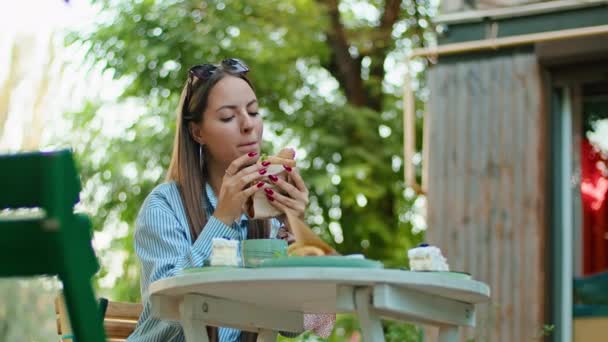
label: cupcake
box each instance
[407,243,450,271]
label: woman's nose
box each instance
[240,111,254,132]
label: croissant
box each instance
[288,243,325,256]
[284,210,338,256]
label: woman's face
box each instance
[194,75,263,168]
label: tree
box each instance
[67,0,433,339]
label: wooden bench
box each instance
[55,294,142,342]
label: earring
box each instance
[199,144,205,171]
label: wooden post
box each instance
[403,66,418,192]
[56,292,73,341]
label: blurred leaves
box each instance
[0,279,59,342]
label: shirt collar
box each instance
[205,182,249,226]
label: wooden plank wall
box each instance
[425,52,547,342]
[441,0,551,13]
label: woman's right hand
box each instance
[213,152,267,225]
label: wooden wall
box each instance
[425,52,548,341]
[441,0,554,14]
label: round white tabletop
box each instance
[149,267,490,342]
[150,267,490,313]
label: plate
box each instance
[259,256,384,269]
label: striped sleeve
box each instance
[134,193,239,298]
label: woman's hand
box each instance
[213,153,266,226]
[266,166,309,222]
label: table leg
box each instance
[256,329,278,342]
[354,287,385,342]
[438,325,459,342]
[179,300,210,342]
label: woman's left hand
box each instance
[266,165,309,220]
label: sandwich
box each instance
[246,147,337,256]
[245,147,296,219]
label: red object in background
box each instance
[581,139,608,275]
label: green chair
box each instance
[0,149,106,342]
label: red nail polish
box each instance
[283,165,292,172]
[267,194,275,202]
[262,161,271,167]
[248,152,258,157]
[269,174,278,182]
[259,169,267,175]
[264,188,274,195]
[256,182,265,188]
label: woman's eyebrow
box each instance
[215,99,258,112]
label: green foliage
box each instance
[66,0,434,339]
[539,324,555,338]
[384,321,423,342]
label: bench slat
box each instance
[55,297,142,320]
[55,294,142,340]
[104,319,138,339]
[105,302,143,320]
[57,317,138,339]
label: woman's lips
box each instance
[239,142,257,147]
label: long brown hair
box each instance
[166,62,269,342]
[166,64,270,240]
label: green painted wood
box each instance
[0,149,105,342]
[438,5,608,45]
[574,271,608,306]
[0,150,80,210]
[573,305,608,317]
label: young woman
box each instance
[127,59,333,342]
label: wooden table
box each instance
[149,267,491,342]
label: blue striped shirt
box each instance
[127,182,281,342]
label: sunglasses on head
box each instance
[189,58,249,79]
[183,58,250,119]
